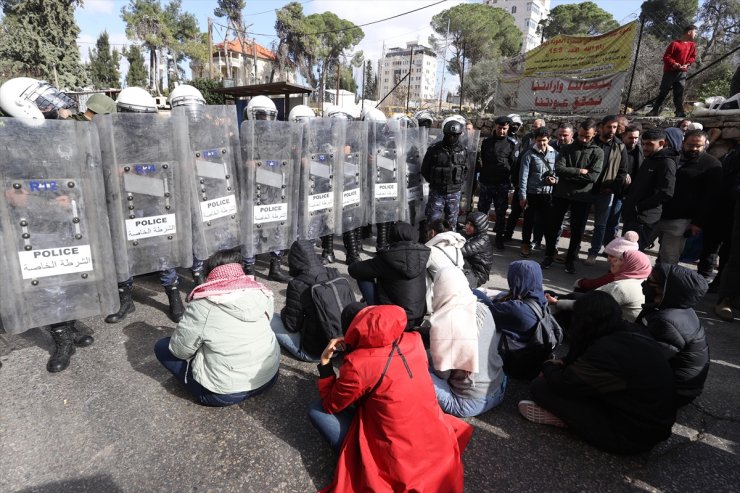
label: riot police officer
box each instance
[421,120,468,228]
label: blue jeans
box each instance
[588,193,615,256]
[356,279,378,305]
[154,337,277,407]
[430,370,508,418]
[308,399,356,453]
[271,314,320,362]
[603,197,623,246]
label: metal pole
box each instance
[459,43,465,112]
[623,17,645,113]
[438,17,450,113]
[208,18,214,79]
[361,60,366,114]
[406,46,415,113]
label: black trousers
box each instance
[653,70,687,113]
[545,197,590,261]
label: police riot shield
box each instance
[0,118,118,334]
[458,129,480,215]
[298,118,337,240]
[368,122,406,224]
[335,121,368,234]
[95,113,193,281]
[401,126,427,227]
[240,120,302,257]
[172,106,241,262]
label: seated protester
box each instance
[519,291,677,455]
[425,218,467,314]
[274,239,343,362]
[474,260,561,379]
[637,264,710,408]
[153,248,279,407]
[548,250,653,323]
[429,267,506,417]
[349,221,430,330]
[573,231,640,292]
[309,305,472,493]
[461,211,494,288]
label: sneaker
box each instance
[540,256,554,269]
[583,254,597,266]
[520,244,532,258]
[518,400,567,428]
[554,252,566,264]
[715,299,734,322]
[565,260,576,274]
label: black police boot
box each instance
[69,322,94,347]
[267,256,290,283]
[354,227,365,253]
[418,220,428,243]
[242,261,255,277]
[343,231,361,265]
[105,283,136,324]
[192,269,205,286]
[165,286,185,323]
[47,323,76,373]
[376,222,390,251]
[321,235,336,264]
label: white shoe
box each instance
[518,400,567,428]
[583,254,597,266]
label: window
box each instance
[511,6,516,14]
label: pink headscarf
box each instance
[188,263,268,301]
[614,250,652,281]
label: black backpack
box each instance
[497,298,564,380]
[301,276,356,355]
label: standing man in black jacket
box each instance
[477,115,518,249]
[655,129,722,265]
[541,119,604,274]
[622,128,677,250]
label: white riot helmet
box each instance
[507,113,523,126]
[168,84,206,108]
[0,77,76,119]
[288,104,316,123]
[391,114,418,128]
[245,95,277,121]
[361,107,386,122]
[326,105,354,120]
[413,109,433,128]
[441,114,465,130]
[116,87,158,113]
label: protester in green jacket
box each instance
[154,247,280,406]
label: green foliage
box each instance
[123,45,149,87]
[271,2,307,82]
[363,62,377,100]
[214,0,244,23]
[464,58,501,112]
[188,77,227,105]
[641,0,699,41]
[539,2,619,38]
[0,0,86,88]
[695,64,733,100]
[89,32,122,89]
[430,4,521,90]
[696,0,740,58]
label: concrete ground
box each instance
[1,231,739,493]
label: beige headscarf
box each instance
[429,267,479,373]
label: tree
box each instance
[163,0,201,89]
[363,62,377,100]
[539,2,619,39]
[0,0,86,88]
[696,0,740,58]
[270,2,307,82]
[213,0,251,83]
[641,0,699,41]
[88,32,122,89]
[430,4,521,92]
[189,77,227,104]
[123,44,149,87]
[464,58,501,113]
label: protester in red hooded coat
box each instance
[309,304,472,493]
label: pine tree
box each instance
[89,32,122,89]
[0,0,86,88]
[124,45,149,88]
[364,62,377,100]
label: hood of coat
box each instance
[432,266,476,313]
[426,230,466,250]
[344,305,407,349]
[665,128,684,152]
[288,239,324,277]
[654,263,708,309]
[467,211,489,234]
[207,288,273,322]
[507,260,546,305]
[379,222,431,278]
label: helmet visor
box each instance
[28,84,77,113]
[253,109,277,121]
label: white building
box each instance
[377,42,438,109]
[485,0,551,52]
[190,39,295,85]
